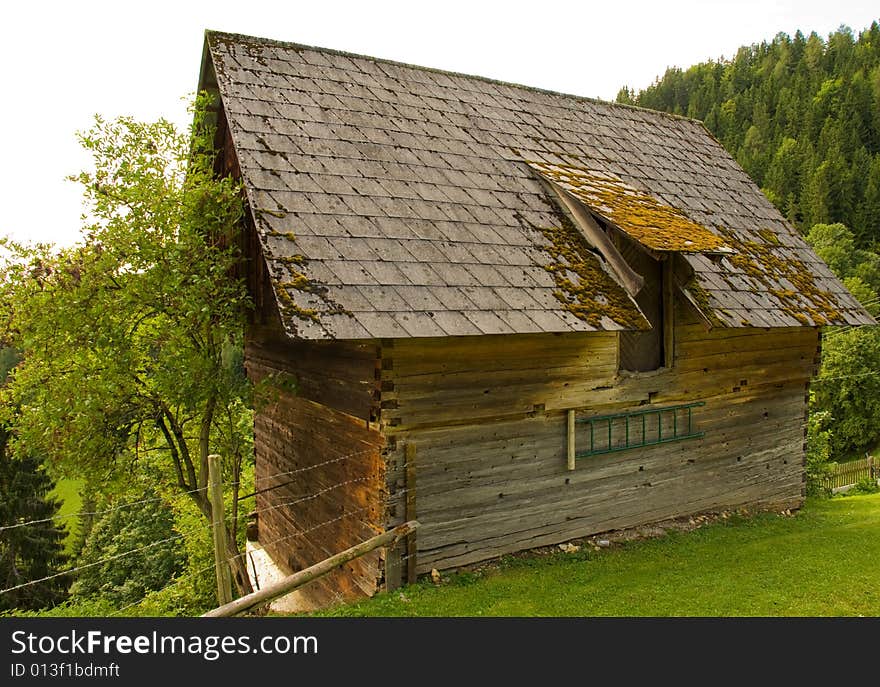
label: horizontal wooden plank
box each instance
[411,426,804,522]
[383,365,812,431]
[675,327,818,356]
[414,440,802,554]
[675,324,811,344]
[674,345,819,372]
[384,326,810,572]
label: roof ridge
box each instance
[204,29,699,126]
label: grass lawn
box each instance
[316,492,880,617]
[49,478,84,554]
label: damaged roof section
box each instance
[526,160,728,254]
[200,30,874,339]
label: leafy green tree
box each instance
[0,347,18,381]
[763,137,804,222]
[0,94,254,597]
[812,327,880,455]
[0,346,69,612]
[805,223,880,456]
[805,408,833,496]
[70,492,186,606]
[804,222,859,275]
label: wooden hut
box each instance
[196,31,873,607]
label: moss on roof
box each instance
[516,209,648,330]
[527,161,728,253]
[715,227,844,326]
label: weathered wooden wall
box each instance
[382,301,820,575]
[245,331,385,607]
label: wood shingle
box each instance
[202,31,873,340]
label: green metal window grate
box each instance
[574,402,705,459]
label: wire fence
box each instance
[0,444,393,615]
[0,447,377,533]
[12,401,875,616]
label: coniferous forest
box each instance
[617,21,880,249]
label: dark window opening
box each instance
[614,233,671,373]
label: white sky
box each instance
[2,0,877,247]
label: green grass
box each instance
[49,478,84,554]
[317,493,880,617]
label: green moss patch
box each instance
[516,209,647,330]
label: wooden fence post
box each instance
[208,453,233,606]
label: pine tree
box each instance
[0,424,69,612]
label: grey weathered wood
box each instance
[247,337,385,608]
[245,281,820,605]
[202,521,420,617]
[383,316,818,575]
[384,542,402,592]
[208,453,233,606]
[405,443,418,584]
[567,409,576,471]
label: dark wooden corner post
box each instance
[384,442,418,590]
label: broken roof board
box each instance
[200,31,874,340]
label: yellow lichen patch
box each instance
[515,211,648,330]
[756,228,781,246]
[277,254,308,266]
[273,263,348,328]
[275,280,321,323]
[716,227,843,325]
[526,160,727,253]
[683,279,727,327]
[265,229,297,241]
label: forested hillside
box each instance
[617,21,880,247]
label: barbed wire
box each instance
[113,503,381,616]
[0,447,377,533]
[0,534,188,597]
[0,485,208,533]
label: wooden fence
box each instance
[822,455,876,491]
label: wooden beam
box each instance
[567,409,576,471]
[203,521,420,617]
[208,453,233,606]
[663,259,675,369]
[545,180,646,297]
[405,443,418,584]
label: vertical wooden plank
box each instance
[405,443,418,584]
[384,544,402,592]
[567,409,576,471]
[663,259,675,369]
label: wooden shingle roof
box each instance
[200,31,874,340]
